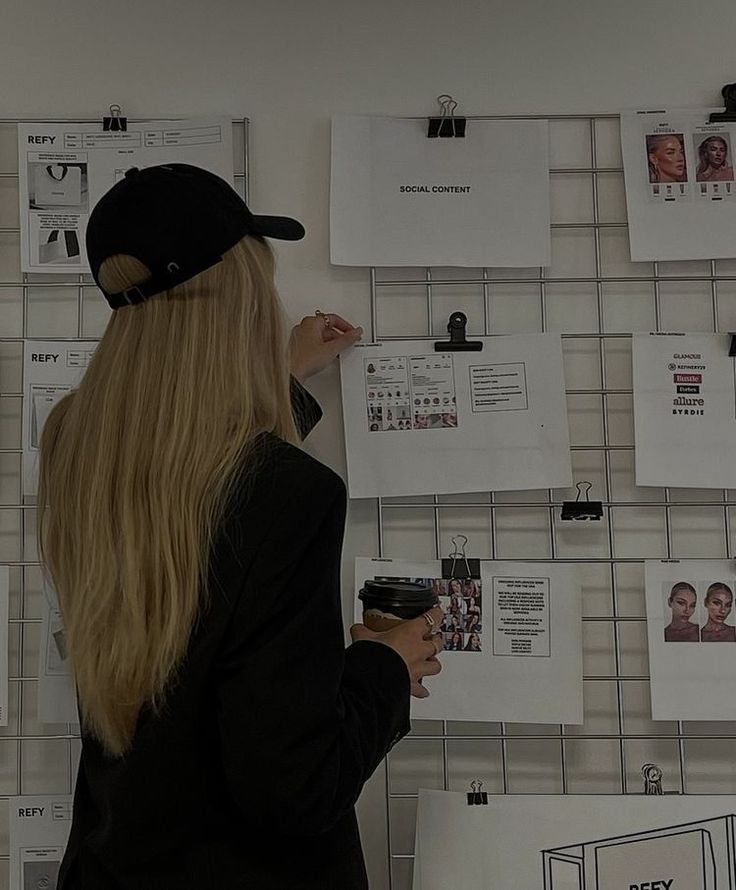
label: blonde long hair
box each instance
[37,236,298,757]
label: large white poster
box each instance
[622,108,736,261]
[9,795,72,890]
[646,559,736,721]
[22,340,97,496]
[18,117,233,273]
[330,115,550,267]
[339,335,572,499]
[0,566,9,728]
[354,558,583,724]
[414,791,736,890]
[633,332,736,489]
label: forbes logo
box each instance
[677,385,700,394]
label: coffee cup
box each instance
[358,579,439,632]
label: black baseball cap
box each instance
[86,163,305,309]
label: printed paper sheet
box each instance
[340,335,572,498]
[22,340,97,496]
[646,559,736,720]
[413,791,736,890]
[354,558,583,724]
[633,332,736,489]
[622,108,736,261]
[18,117,233,273]
[9,796,72,890]
[38,580,77,725]
[330,115,550,267]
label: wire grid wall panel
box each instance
[0,117,249,887]
[372,114,736,890]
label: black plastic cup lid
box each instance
[359,579,436,603]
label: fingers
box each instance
[322,313,356,333]
[350,623,380,643]
[413,606,444,633]
[321,327,363,358]
[411,681,429,699]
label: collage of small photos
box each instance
[646,128,735,200]
[388,576,483,652]
[664,580,736,642]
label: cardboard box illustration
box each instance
[542,814,736,889]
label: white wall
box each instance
[3,1,736,887]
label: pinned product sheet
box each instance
[622,108,736,261]
[9,795,72,890]
[646,559,736,721]
[38,580,77,725]
[633,332,736,489]
[0,566,9,727]
[413,791,736,890]
[22,340,97,496]
[18,116,234,273]
[330,115,551,267]
[340,335,572,499]
[354,558,583,724]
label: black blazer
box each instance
[58,397,411,889]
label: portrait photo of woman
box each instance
[444,631,464,651]
[695,134,734,182]
[663,581,699,642]
[701,582,736,642]
[465,611,482,634]
[646,133,687,183]
[464,632,482,652]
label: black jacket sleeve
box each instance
[213,448,410,835]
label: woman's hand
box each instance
[350,607,444,699]
[290,312,363,381]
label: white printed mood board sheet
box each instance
[622,108,736,261]
[22,340,97,496]
[38,579,77,724]
[354,558,583,724]
[9,796,72,890]
[646,559,736,720]
[330,115,550,267]
[0,566,9,727]
[633,332,736,489]
[413,791,736,890]
[339,335,572,499]
[18,116,233,272]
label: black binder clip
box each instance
[560,481,603,522]
[709,84,736,123]
[442,535,480,580]
[103,103,128,132]
[467,780,488,805]
[434,312,482,352]
[641,763,664,796]
[428,94,466,138]
[728,333,736,357]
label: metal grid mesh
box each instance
[0,117,248,884]
[371,114,736,890]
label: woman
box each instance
[445,631,464,651]
[663,581,698,642]
[465,611,482,634]
[696,135,734,182]
[701,582,736,642]
[38,164,444,890]
[464,632,482,652]
[448,579,464,617]
[646,133,687,183]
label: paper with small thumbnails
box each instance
[22,340,98,496]
[17,116,234,273]
[339,334,572,499]
[621,107,736,261]
[647,559,736,721]
[9,795,73,890]
[330,114,551,267]
[354,558,582,724]
[632,332,736,489]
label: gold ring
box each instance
[422,611,435,628]
[315,309,331,328]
